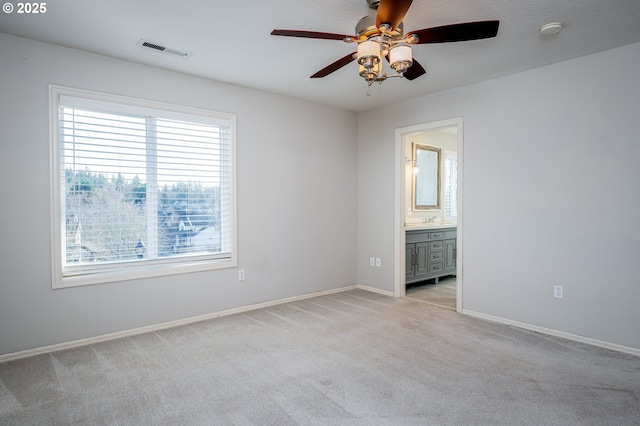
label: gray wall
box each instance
[0,34,358,355]
[357,42,640,351]
[2,31,639,355]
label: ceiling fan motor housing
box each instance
[356,13,404,39]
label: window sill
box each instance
[53,257,236,289]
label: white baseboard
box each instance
[462,309,640,357]
[0,285,358,363]
[354,284,396,298]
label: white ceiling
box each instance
[2,0,640,112]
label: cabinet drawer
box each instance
[406,231,430,243]
[429,251,444,262]
[429,262,444,273]
[429,231,444,239]
[430,240,443,250]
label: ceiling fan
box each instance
[271,0,499,85]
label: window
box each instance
[444,151,458,219]
[50,86,236,288]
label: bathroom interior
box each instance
[404,125,458,309]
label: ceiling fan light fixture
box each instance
[390,44,413,72]
[359,61,382,82]
[357,40,381,68]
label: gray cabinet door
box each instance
[414,242,429,279]
[444,238,456,272]
[406,244,416,279]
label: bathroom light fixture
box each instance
[540,22,563,36]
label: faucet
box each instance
[424,216,438,224]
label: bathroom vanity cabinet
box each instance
[406,227,456,285]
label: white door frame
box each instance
[394,117,464,312]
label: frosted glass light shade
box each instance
[358,63,368,76]
[390,45,413,71]
[357,40,381,64]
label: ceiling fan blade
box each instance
[310,52,357,78]
[376,0,414,30]
[403,59,426,81]
[407,20,499,44]
[271,29,354,41]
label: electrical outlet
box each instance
[375,258,381,267]
[370,257,375,267]
[239,269,245,281]
[554,285,563,299]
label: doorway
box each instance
[394,118,463,311]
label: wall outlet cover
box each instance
[554,285,563,299]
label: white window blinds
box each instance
[444,151,458,218]
[51,87,236,287]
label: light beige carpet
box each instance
[1,289,639,425]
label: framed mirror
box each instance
[413,144,441,210]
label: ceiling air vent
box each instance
[137,39,191,58]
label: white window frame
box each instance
[49,85,237,289]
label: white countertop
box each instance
[405,223,457,230]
